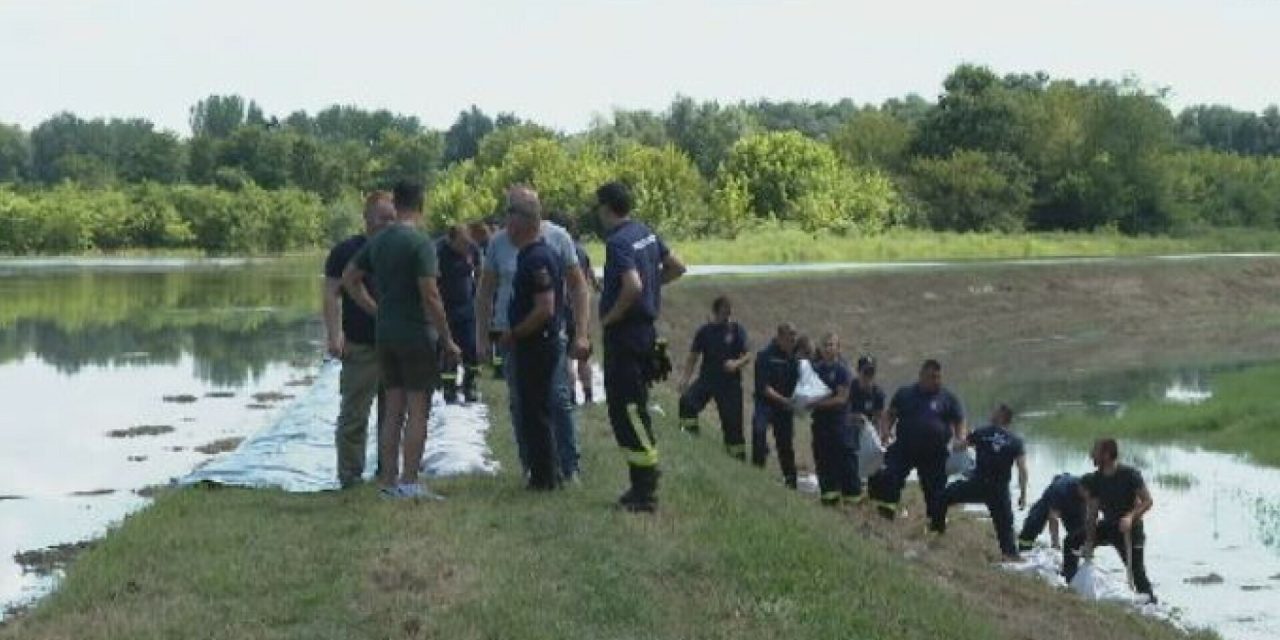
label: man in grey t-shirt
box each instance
[477,186,591,480]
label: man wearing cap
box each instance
[597,181,686,512]
[677,295,751,460]
[436,224,481,404]
[868,359,967,532]
[500,199,566,490]
[751,323,800,487]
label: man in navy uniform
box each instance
[868,359,967,532]
[940,404,1028,560]
[436,224,481,404]
[1018,473,1085,553]
[596,181,686,512]
[750,323,800,487]
[501,199,566,490]
[677,296,751,460]
[848,355,886,427]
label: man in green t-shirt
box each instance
[342,181,461,500]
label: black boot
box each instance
[462,367,478,403]
[619,466,658,513]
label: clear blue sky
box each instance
[1,0,1276,135]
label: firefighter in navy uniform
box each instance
[751,323,800,487]
[595,182,686,512]
[1018,473,1085,553]
[436,224,481,404]
[940,404,1029,560]
[848,355,886,426]
[808,333,862,505]
[501,201,566,490]
[678,296,751,460]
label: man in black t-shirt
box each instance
[940,405,1028,559]
[323,192,396,488]
[678,296,752,460]
[1065,438,1157,602]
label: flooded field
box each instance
[4,254,1280,639]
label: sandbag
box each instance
[1069,560,1103,600]
[857,418,885,478]
[945,446,975,476]
[791,359,831,410]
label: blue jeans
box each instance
[506,332,579,477]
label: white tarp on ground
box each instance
[182,360,500,492]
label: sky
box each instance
[1,0,1277,136]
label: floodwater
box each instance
[3,256,1280,640]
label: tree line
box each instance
[2,64,1280,253]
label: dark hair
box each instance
[549,210,579,238]
[712,295,731,314]
[1094,438,1119,461]
[920,359,942,373]
[596,181,633,215]
[995,403,1015,423]
[393,180,424,212]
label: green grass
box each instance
[1036,363,1280,467]
[1,381,1204,640]
[581,227,1280,266]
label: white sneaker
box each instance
[396,482,446,501]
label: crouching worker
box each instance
[1018,473,1084,553]
[1066,438,1158,603]
[940,404,1027,560]
[751,323,800,487]
[678,296,751,460]
[808,333,861,506]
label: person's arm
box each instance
[419,276,460,360]
[565,265,592,358]
[879,405,897,444]
[323,277,345,358]
[679,352,699,392]
[661,251,686,285]
[949,396,969,451]
[1082,485,1100,558]
[508,289,555,340]
[1122,485,1154,534]
[600,269,642,327]
[341,263,377,317]
[475,268,497,361]
[724,331,752,374]
[813,379,850,410]
[1016,454,1029,509]
[1048,511,1062,549]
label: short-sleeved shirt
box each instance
[889,383,965,447]
[508,239,564,342]
[437,238,479,320]
[1045,474,1084,529]
[690,321,748,382]
[352,224,438,346]
[324,235,376,346]
[967,424,1025,486]
[754,341,798,400]
[600,219,668,344]
[484,222,578,331]
[1081,465,1146,522]
[849,379,886,423]
[810,359,853,425]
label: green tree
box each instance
[907,150,1033,232]
[830,109,914,171]
[612,144,706,237]
[444,106,495,164]
[665,96,756,176]
[189,95,248,138]
[0,124,30,182]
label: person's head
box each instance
[918,359,943,393]
[594,181,633,230]
[1090,438,1119,469]
[506,184,541,218]
[856,355,877,382]
[818,332,841,363]
[467,220,491,246]
[362,190,396,235]
[774,323,797,354]
[991,403,1014,427]
[711,296,732,323]
[392,180,425,222]
[549,210,579,240]
[794,335,814,360]
[506,198,542,247]
[446,224,472,254]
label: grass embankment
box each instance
[1037,363,1280,467]
[601,227,1280,265]
[0,379,1203,640]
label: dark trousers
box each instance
[515,337,560,489]
[751,400,796,483]
[1064,521,1153,596]
[811,417,861,501]
[943,477,1016,555]
[441,314,478,398]
[679,377,745,458]
[869,439,949,529]
[1019,476,1084,546]
[604,330,659,496]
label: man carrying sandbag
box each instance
[1066,438,1158,604]
[1018,473,1084,553]
[939,404,1028,560]
[868,359,967,532]
[750,323,800,487]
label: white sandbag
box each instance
[857,418,885,478]
[790,359,831,410]
[945,446,975,476]
[1069,560,1104,600]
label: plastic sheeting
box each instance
[183,360,500,492]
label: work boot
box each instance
[783,474,797,490]
[618,466,658,513]
[442,380,460,405]
[462,368,478,403]
[876,503,897,521]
